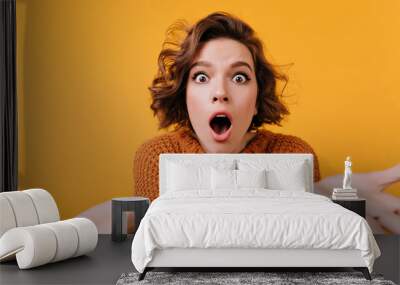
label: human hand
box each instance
[314,164,400,234]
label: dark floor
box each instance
[0,235,134,284]
[0,234,398,285]
[374,235,400,284]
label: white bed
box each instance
[131,154,380,280]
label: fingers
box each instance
[373,191,400,216]
[76,200,112,234]
[364,192,400,234]
[366,215,386,234]
[376,211,400,234]
[314,175,343,196]
[369,163,400,187]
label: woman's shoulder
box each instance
[134,127,203,156]
[265,130,316,154]
[254,129,321,181]
[247,128,316,154]
[135,131,182,156]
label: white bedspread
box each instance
[131,190,380,273]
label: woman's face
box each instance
[186,37,258,153]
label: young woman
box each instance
[134,12,320,201]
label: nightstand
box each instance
[111,197,150,242]
[332,198,366,218]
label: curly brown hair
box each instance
[149,11,290,131]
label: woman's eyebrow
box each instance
[190,61,212,70]
[230,61,253,72]
[190,60,253,72]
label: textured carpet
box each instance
[116,271,396,285]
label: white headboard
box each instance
[159,153,314,195]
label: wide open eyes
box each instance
[232,73,250,84]
[192,72,209,83]
[191,72,250,84]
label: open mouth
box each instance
[210,115,231,134]
[209,112,232,142]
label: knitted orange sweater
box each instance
[133,128,321,201]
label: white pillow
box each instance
[211,168,267,190]
[167,159,235,191]
[238,159,308,191]
[167,162,210,191]
[211,168,236,190]
[266,167,307,191]
[236,169,267,188]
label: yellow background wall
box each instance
[16,0,400,219]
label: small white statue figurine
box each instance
[343,156,352,189]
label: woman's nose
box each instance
[212,81,229,103]
[212,94,229,103]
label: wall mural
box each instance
[77,12,400,236]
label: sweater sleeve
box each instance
[133,133,180,201]
[268,134,321,182]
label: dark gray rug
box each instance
[116,271,396,285]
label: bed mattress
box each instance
[131,189,380,273]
